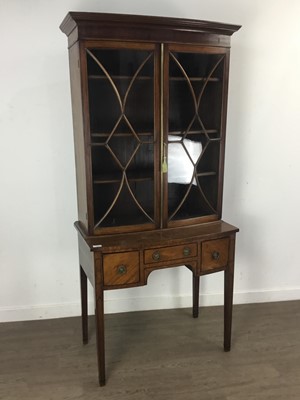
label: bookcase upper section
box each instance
[60,12,240,235]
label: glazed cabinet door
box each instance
[83,42,160,234]
[163,44,229,227]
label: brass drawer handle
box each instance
[152,251,161,261]
[183,247,191,257]
[212,251,220,260]
[117,265,127,275]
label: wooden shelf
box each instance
[93,171,154,184]
[169,129,219,136]
[170,77,220,82]
[196,171,217,177]
[91,132,154,138]
[90,130,220,143]
[88,75,219,82]
[88,75,153,80]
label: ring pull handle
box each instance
[212,251,220,261]
[152,251,161,261]
[117,265,127,275]
[183,247,191,257]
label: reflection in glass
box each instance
[168,135,202,185]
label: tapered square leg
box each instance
[80,265,88,344]
[224,235,236,351]
[95,288,105,386]
[224,268,234,351]
[193,274,200,318]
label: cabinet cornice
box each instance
[60,12,241,48]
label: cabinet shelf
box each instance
[91,132,153,138]
[88,75,153,80]
[169,129,219,136]
[90,129,219,139]
[93,171,154,184]
[92,171,216,185]
[196,171,217,177]
[88,75,219,82]
[170,77,220,82]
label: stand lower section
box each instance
[76,220,238,386]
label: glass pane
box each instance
[87,47,155,228]
[168,51,224,221]
[168,135,200,186]
[94,182,153,227]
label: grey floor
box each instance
[0,301,300,400]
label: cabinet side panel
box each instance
[68,43,88,231]
[78,233,95,287]
[217,51,230,218]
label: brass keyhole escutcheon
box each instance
[212,251,220,260]
[152,251,161,261]
[183,247,191,256]
[117,264,127,275]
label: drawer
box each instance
[144,243,197,264]
[103,251,139,286]
[201,238,229,272]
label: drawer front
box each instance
[201,238,229,271]
[144,243,197,264]
[103,251,139,286]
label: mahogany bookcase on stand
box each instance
[60,12,241,386]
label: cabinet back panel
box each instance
[93,181,154,227]
[87,48,155,134]
[168,183,215,220]
[197,141,220,172]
